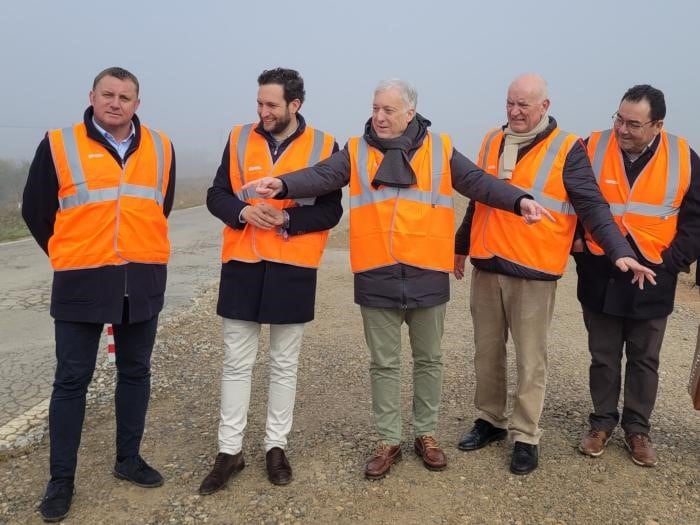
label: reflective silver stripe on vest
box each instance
[664,133,681,210]
[591,129,612,183]
[481,129,502,170]
[121,183,161,201]
[143,128,165,205]
[292,128,326,206]
[526,189,576,215]
[532,131,568,193]
[507,131,575,216]
[233,124,317,206]
[236,124,254,187]
[58,126,164,210]
[59,126,90,209]
[61,187,119,209]
[598,132,683,219]
[309,129,325,165]
[349,134,453,209]
[533,131,575,214]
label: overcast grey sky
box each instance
[2,0,699,172]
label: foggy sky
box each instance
[2,0,699,172]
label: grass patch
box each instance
[0,208,29,242]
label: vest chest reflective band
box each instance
[221,124,335,268]
[585,129,690,263]
[348,132,454,273]
[469,127,579,276]
[47,123,171,270]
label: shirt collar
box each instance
[92,117,135,144]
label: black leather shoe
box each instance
[198,452,245,495]
[266,447,292,486]
[39,479,74,523]
[510,442,538,475]
[113,455,164,488]
[457,419,507,451]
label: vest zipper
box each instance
[115,158,128,298]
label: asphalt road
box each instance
[0,206,223,427]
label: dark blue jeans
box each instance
[49,313,158,481]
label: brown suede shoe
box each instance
[266,447,292,486]
[414,435,447,471]
[198,452,245,495]
[578,429,612,457]
[365,442,402,480]
[624,433,658,467]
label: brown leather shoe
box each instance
[624,433,658,467]
[198,452,245,495]
[365,442,402,480]
[266,447,292,485]
[578,428,612,457]
[414,435,447,471]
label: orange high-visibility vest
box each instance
[585,129,691,263]
[47,123,172,271]
[221,124,335,268]
[348,132,454,273]
[469,127,579,276]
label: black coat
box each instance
[574,134,700,319]
[206,116,342,324]
[22,108,176,324]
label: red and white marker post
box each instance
[106,324,116,363]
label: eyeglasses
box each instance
[612,112,655,132]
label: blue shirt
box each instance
[92,118,135,161]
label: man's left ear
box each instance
[289,99,301,114]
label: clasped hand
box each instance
[242,202,284,230]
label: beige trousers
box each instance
[470,268,556,444]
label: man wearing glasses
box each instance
[453,74,653,476]
[574,84,700,467]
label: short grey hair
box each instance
[374,79,418,110]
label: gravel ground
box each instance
[1,224,699,524]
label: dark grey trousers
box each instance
[582,306,667,435]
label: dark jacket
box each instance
[455,117,635,281]
[573,133,700,319]
[207,115,342,323]
[278,123,529,309]
[22,108,176,324]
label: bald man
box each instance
[453,74,654,474]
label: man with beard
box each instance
[199,68,342,493]
[248,78,558,480]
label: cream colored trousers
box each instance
[217,318,304,454]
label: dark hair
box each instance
[257,68,305,105]
[93,67,140,95]
[621,84,666,121]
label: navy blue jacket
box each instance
[22,108,176,323]
[573,134,700,319]
[206,115,342,324]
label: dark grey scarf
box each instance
[363,114,430,188]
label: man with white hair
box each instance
[250,78,558,480]
[454,74,653,475]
